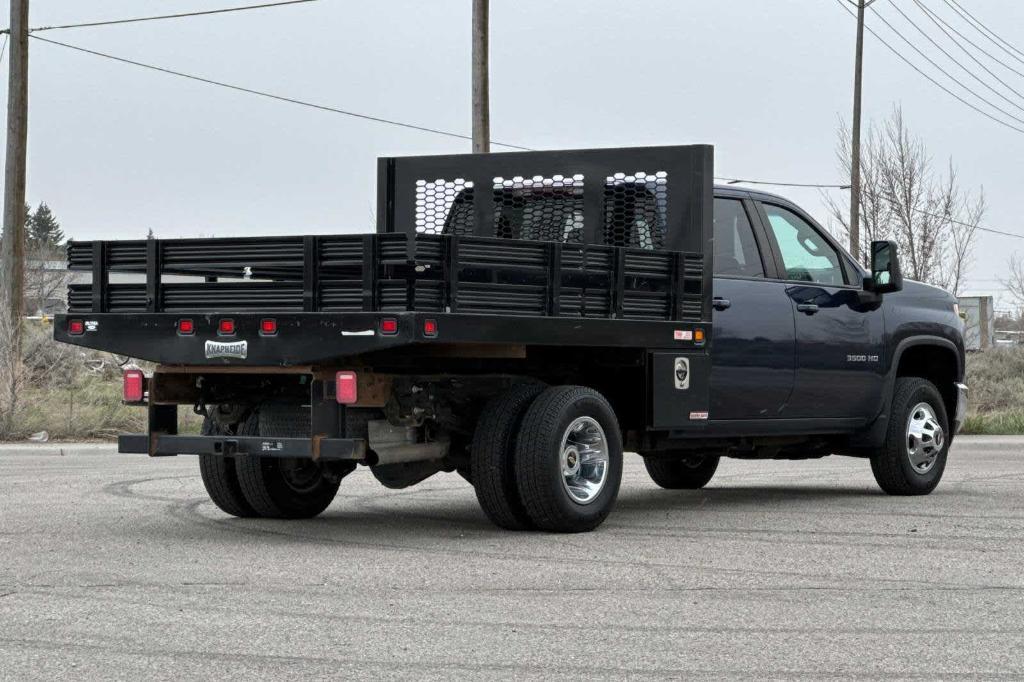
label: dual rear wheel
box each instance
[199,407,341,520]
[472,385,624,533]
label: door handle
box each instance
[712,297,732,311]
[796,303,819,315]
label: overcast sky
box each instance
[5,0,1024,305]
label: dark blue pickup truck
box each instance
[54,146,965,532]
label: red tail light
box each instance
[177,319,194,335]
[260,318,277,336]
[218,319,235,335]
[423,319,438,337]
[123,369,145,403]
[335,371,358,405]
[379,318,398,335]
[68,319,85,335]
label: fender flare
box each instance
[883,335,963,400]
[852,335,963,451]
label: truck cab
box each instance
[707,185,964,445]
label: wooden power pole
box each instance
[471,0,489,153]
[1,0,29,346]
[849,0,875,263]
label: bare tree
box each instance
[943,187,984,299]
[23,241,68,315]
[826,119,891,264]
[1003,253,1024,309]
[824,106,985,295]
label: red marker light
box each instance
[68,319,85,335]
[218,319,235,335]
[379,318,398,335]
[335,371,358,405]
[423,319,438,337]
[123,369,145,403]
[178,319,195,335]
[260,318,277,336]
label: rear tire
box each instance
[514,386,623,533]
[871,377,949,495]
[471,383,545,530]
[643,454,719,489]
[198,416,258,518]
[235,406,340,519]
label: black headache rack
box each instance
[55,145,714,366]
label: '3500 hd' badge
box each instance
[205,339,248,360]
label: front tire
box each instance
[514,386,623,533]
[643,454,719,489]
[871,377,949,495]
[234,407,340,518]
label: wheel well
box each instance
[895,344,959,422]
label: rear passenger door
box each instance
[756,202,885,421]
[709,197,796,420]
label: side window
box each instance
[762,204,845,286]
[713,198,764,278]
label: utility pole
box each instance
[471,0,489,153]
[1,0,29,350]
[849,0,876,263]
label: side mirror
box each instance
[867,240,903,294]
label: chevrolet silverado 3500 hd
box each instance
[54,146,966,532]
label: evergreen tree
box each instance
[27,202,64,249]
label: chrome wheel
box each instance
[906,402,944,474]
[560,416,609,504]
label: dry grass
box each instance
[960,347,1024,435]
[0,320,201,441]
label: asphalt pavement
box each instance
[1,436,1022,680]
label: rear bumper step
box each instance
[118,434,366,460]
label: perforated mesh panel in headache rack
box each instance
[603,171,668,249]
[414,178,475,236]
[492,174,585,244]
[412,171,668,249]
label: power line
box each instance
[0,34,7,65]
[917,1,1024,81]
[869,3,1024,128]
[913,208,1024,241]
[833,0,1024,135]
[896,1,1024,116]
[714,177,850,189]
[5,1,318,34]
[720,174,1024,241]
[30,35,532,151]
[942,0,1024,67]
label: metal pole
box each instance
[1,0,29,347]
[471,0,489,153]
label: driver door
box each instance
[756,202,884,421]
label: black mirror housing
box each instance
[867,240,903,294]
